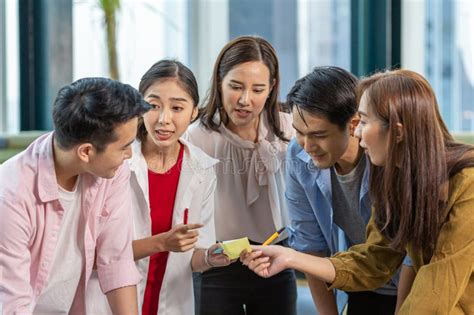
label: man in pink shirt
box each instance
[0,78,151,314]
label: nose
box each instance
[238,89,250,106]
[303,136,318,153]
[354,123,362,139]
[158,107,172,125]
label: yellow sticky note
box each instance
[221,237,252,260]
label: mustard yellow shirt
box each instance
[329,167,474,314]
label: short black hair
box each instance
[53,77,151,152]
[287,66,358,129]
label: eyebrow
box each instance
[292,124,328,135]
[229,80,267,87]
[358,110,368,117]
[121,139,135,149]
[146,94,189,103]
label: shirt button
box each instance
[41,262,48,268]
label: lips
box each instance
[310,153,326,159]
[234,108,251,118]
[155,129,174,141]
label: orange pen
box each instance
[262,226,286,246]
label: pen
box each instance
[183,208,189,224]
[262,226,286,246]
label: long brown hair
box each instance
[199,35,288,142]
[358,69,474,259]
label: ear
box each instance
[349,113,361,137]
[76,143,95,163]
[395,122,404,143]
[191,106,198,121]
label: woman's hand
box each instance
[159,223,203,252]
[240,245,294,278]
[205,243,232,267]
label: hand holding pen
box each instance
[150,208,203,252]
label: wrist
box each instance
[285,247,297,269]
[204,248,215,268]
[152,233,166,253]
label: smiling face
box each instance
[292,106,353,169]
[356,92,390,166]
[220,61,273,132]
[142,79,197,150]
[85,117,138,178]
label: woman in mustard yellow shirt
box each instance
[242,69,474,314]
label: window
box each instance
[73,0,189,88]
[402,0,474,132]
[73,0,352,101]
[1,0,20,133]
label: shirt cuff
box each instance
[326,256,350,290]
[97,259,142,294]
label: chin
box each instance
[231,114,255,125]
[311,159,331,170]
[368,156,384,167]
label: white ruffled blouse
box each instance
[185,112,294,243]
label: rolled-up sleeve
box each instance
[0,197,34,314]
[96,164,141,294]
[286,154,329,254]
[399,169,474,314]
[328,212,405,291]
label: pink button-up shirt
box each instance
[0,133,141,314]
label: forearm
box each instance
[132,235,164,261]
[395,265,415,314]
[306,273,338,314]
[191,248,210,272]
[289,250,336,283]
[305,252,338,315]
[106,285,138,315]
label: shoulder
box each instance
[0,135,51,200]
[184,122,223,156]
[181,139,219,170]
[278,112,295,138]
[279,111,292,126]
[448,167,474,202]
[186,121,217,138]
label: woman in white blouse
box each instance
[186,35,297,315]
[86,60,230,315]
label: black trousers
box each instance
[198,260,297,315]
[347,291,397,315]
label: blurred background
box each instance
[1,0,473,135]
[0,1,472,313]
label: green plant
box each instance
[98,0,121,80]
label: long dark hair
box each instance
[137,59,199,142]
[199,35,288,142]
[358,69,474,260]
